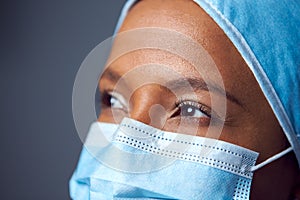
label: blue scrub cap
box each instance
[114,0,300,166]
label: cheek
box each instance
[250,153,298,199]
[163,118,228,139]
[98,108,127,124]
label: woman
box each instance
[70,0,300,199]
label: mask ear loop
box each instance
[250,147,293,172]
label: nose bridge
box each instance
[129,84,167,128]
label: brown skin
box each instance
[98,0,300,199]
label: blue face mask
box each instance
[69,118,292,199]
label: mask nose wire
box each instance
[250,146,293,172]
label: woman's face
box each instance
[98,0,299,199]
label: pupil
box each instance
[181,105,195,116]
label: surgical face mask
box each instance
[70,118,292,200]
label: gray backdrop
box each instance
[0,0,126,199]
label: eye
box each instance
[175,100,211,119]
[110,95,123,109]
[101,91,127,111]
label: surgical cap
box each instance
[114,0,300,166]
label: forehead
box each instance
[105,0,262,108]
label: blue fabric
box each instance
[114,0,300,166]
[71,147,252,199]
[70,118,258,199]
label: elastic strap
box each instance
[250,147,293,172]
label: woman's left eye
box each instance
[176,101,210,119]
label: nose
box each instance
[129,84,169,129]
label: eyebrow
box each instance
[101,68,243,107]
[101,67,121,82]
[165,77,243,107]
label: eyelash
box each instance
[174,99,211,118]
